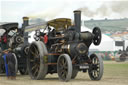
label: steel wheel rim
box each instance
[90,56,100,79]
[29,44,40,77]
[58,56,68,80]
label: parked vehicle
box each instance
[0,17,29,75]
[27,10,103,81]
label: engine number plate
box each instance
[80,66,89,69]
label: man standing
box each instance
[2,50,9,78]
[6,48,16,80]
[0,50,4,74]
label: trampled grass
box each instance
[0,61,128,85]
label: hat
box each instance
[3,49,8,53]
[3,48,12,53]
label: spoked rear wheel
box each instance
[12,53,18,73]
[88,54,103,80]
[28,41,48,80]
[57,54,72,82]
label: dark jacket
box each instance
[6,52,16,65]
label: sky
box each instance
[0,0,128,25]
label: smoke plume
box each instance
[29,18,46,24]
[28,5,65,21]
[78,1,128,18]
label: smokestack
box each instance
[22,17,29,44]
[22,17,29,27]
[74,10,81,32]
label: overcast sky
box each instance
[0,0,128,25]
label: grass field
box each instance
[104,61,128,77]
[0,61,128,85]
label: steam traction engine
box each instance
[27,10,103,81]
[0,17,29,75]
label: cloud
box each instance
[1,0,128,23]
[110,1,128,16]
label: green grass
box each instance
[104,61,128,77]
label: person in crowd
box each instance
[3,49,9,79]
[4,48,16,80]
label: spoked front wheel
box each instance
[71,66,78,79]
[88,53,103,80]
[120,53,126,62]
[28,41,48,80]
[57,54,72,82]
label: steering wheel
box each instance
[92,27,102,45]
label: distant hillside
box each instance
[84,18,128,32]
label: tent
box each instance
[28,31,35,43]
